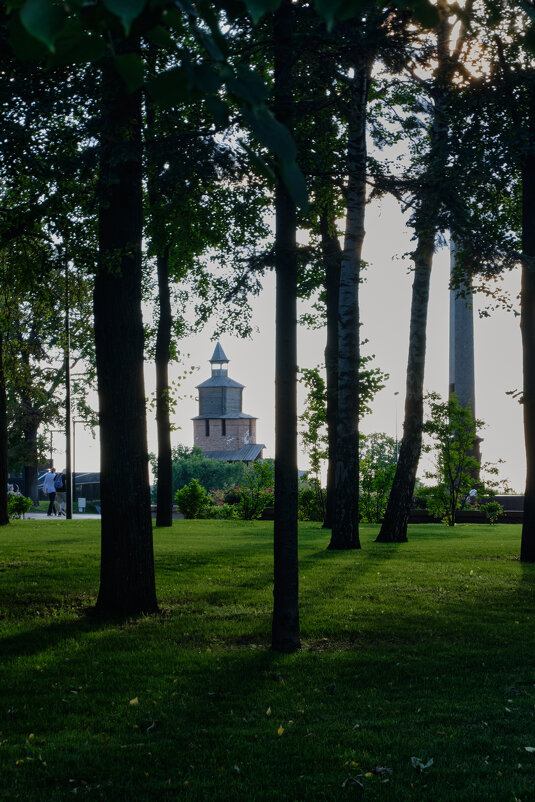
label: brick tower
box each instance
[192,343,265,462]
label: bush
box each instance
[298,485,324,521]
[174,479,209,519]
[7,494,33,519]
[480,500,504,524]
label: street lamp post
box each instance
[72,420,84,506]
[394,391,400,462]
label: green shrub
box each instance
[174,479,209,519]
[7,494,33,519]
[480,500,504,524]
[298,485,324,521]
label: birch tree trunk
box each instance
[320,210,342,530]
[377,2,455,543]
[272,0,300,652]
[376,236,433,542]
[328,66,369,550]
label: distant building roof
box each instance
[192,412,256,420]
[202,444,265,462]
[210,342,229,363]
[196,375,244,389]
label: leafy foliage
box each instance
[174,478,209,519]
[359,433,397,523]
[422,393,507,526]
[7,493,33,519]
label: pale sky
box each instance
[63,194,524,494]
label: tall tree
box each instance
[94,39,157,615]
[377,0,473,543]
[272,0,300,652]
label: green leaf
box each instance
[102,0,147,35]
[7,12,49,59]
[113,52,145,93]
[313,0,372,29]
[241,106,296,163]
[225,65,269,106]
[240,142,277,185]
[47,18,106,65]
[279,159,308,211]
[191,64,223,95]
[400,0,439,28]
[242,0,280,23]
[205,96,230,127]
[20,0,66,52]
[145,25,175,50]
[148,67,192,108]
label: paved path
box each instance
[23,512,102,520]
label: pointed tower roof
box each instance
[210,342,228,363]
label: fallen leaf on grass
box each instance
[341,776,364,789]
[129,697,139,706]
[373,766,393,776]
[411,757,433,771]
[277,726,284,736]
[525,747,535,753]
[266,707,271,716]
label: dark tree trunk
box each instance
[155,246,173,527]
[320,211,341,530]
[329,65,369,551]
[272,0,300,653]
[0,332,8,525]
[23,464,38,504]
[520,84,535,562]
[94,43,157,615]
[376,236,434,542]
[145,57,173,529]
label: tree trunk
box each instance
[376,236,434,542]
[320,210,341,530]
[0,332,8,525]
[94,43,157,615]
[376,7,453,544]
[155,246,173,527]
[272,0,300,653]
[23,464,38,504]
[329,66,369,550]
[520,84,535,562]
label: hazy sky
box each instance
[66,194,524,493]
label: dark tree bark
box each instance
[376,236,433,542]
[0,332,8,525]
[145,56,173,529]
[154,245,173,527]
[94,43,157,615]
[272,0,300,653]
[520,82,535,562]
[328,63,369,550]
[320,211,341,530]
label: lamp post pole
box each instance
[72,420,84,506]
[65,260,72,519]
[394,391,399,462]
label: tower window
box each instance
[205,419,210,436]
[221,419,226,436]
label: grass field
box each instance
[1,519,534,800]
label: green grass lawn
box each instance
[1,520,534,801]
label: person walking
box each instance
[43,468,57,517]
[55,468,67,516]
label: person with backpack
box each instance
[43,468,58,517]
[55,468,67,516]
